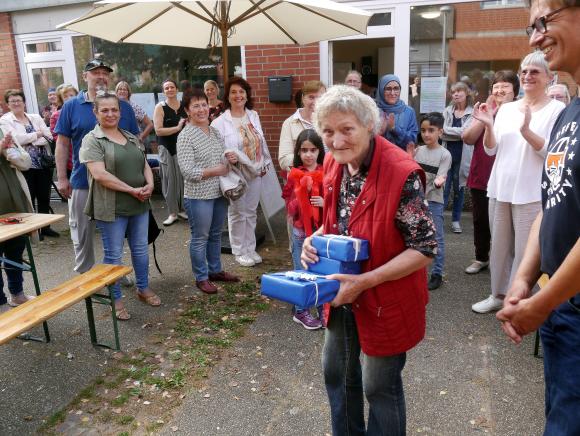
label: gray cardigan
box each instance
[441,104,474,187]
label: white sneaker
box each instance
[177,211,188,220]
[472,295,503,313]
[452,221,462,233]
[163,214,178,226]
[248,251,262,264]
[235,255,255,267]
[465,260,489,274]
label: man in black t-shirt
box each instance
[496,0,580,433]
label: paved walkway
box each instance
[0,199,545,435]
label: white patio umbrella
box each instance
[58,0,371,76]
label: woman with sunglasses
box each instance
[376,74,419,154]
[470,52,565,314]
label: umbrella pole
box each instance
[221,27,229,82]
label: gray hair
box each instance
[520,51,551,75]
[547,83,571,104]
[345,70,362,81]
[314,85,381,136]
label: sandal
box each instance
[136,291,161,307]
[114,306,131,321]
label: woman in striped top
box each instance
[177,89,240,295]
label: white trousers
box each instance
[69,188,95,273]
[488,199,541,297]
[228,177,262,256]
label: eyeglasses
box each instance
[7,99,23,104]
[384,86,401,93]
[526,5,570,36]
[520,68,543,77]
[492,83,514,93]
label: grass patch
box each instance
[111,393,129,407]
[117,415,135,425]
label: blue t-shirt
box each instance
[540,97,580,277]
[54,91,139,189]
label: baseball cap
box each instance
[84,59,113,73]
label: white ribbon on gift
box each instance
[277,271,325,307]
[324,234,363,261]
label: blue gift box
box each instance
[261,271,339,307]
[308,256,361,275]
[311,235,369,262]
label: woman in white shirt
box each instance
[211,77,272,267]
[278,80,326,172]
[0,89,57,238]
[470,52,565,314]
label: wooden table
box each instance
[0,212,65,342]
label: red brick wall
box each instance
[0,13,22,114]
[454,3,529,32]
[244,43,320,169]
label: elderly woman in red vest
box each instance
[302,85,437,436]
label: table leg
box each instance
[23,236,50,343]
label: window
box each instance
[481,0,525,9]
[25,41,62,54]
[368,13,391,26]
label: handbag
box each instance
[38,137,56,169]
[148,209,164,274]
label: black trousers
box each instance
[23,168,52,214]
[470,188,491,262]
[0,236,26,304]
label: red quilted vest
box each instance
[322,135,429,356]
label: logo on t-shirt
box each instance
[543,121,577,210]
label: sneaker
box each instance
[465,260,489,274]
[472,295,503,314]
[177,211,188,220]
[248,251,262,264]
[8,293,34,307]
[163,214,178,226]
[293,310,322,330]
[235,255,255,267]
[119,275,134,287]
[427,274,442,290]
[452,221,462,233]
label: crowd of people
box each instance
[1,0,579,432]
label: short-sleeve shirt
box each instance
[540,97,580,277]
[414,145,452,204]
[80,125,149,221]
[55,91,139,190]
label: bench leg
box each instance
[22,237,50,343]
[534,330,542,358]
[84,286,120,351]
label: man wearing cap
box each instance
[55,59,139,274]
[496,1,580,433]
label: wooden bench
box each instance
[0,264,132,350]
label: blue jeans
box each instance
[184,197,228,282]
[322,306,407,436]
[0,237,26,304]
[428,201,445,276]
[96,211,149,300]
[540,294,580,436]
[291,228,307,312]
[443,158,464,222]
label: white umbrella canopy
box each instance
[59,0,371,76]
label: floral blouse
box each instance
[337,168,437,257]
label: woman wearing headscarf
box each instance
[376,74,419,153]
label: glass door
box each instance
[25,62,67,116]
